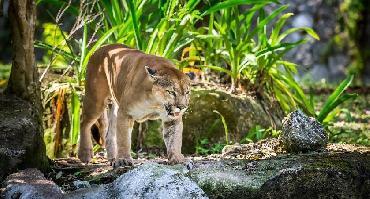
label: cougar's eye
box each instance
[166,90,176,97]
[185,90,190,95]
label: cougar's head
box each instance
[145,65,194,119]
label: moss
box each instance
[189,167,261,198]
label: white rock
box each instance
[65,163,208,199]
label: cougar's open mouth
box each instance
[164,104,181,117]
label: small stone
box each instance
[73,180,91,189]
[281,110,327,152]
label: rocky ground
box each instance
[2,140,369,198]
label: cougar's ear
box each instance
[185,72,195,80]
[145,65,157,81]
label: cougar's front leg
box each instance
[163,118,185,164]
[112,111,134,167]
[106,103,118,163]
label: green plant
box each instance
[96,0,202,60]
[198,2,319,115]
[241,125,281,143]
[198,0,275,90]
[195,139,225,155]
[213,110,229,144]
[0,64,11,88]
[288,75,357,127]
[316,75,358,124]
[70,89,80,151]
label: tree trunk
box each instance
[0,0,48,177]
[6,0,40,108]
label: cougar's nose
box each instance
[174,107,181,116]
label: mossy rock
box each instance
[0,94,49,182]
[188,150,370,198]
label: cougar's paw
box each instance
[112,157,134,168]
[184,159,194,170]
[168,153,185,165]
[78,147,93,163]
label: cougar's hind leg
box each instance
[106,102,118,162]
[78,63,109,163]
[78,98,107,163]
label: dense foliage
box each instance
[31,0,362,157]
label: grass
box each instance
[314,93,370,146]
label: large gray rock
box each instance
[281,110,327,152]
[189,147,370,198]
[65,163,208,199]
[0,95,48,181]
[182,89,283,153]
[3,168,63,199]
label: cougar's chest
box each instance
[127,101,162,122]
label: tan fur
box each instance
[78,44,191,166]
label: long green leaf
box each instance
[186,0,202,11]
[126,0,143,50]
[213,110,229,144]
[78,23,88,84]
[278,27,320,43]
[270,13,294,45]
[202,0,278,16]
[249,5,288,39]
[70,90,80,145]
[317,75,355,122]
[322,93,358,123]
[256,39,307,57]
[35,41,76,62]
[198,65,232,76]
